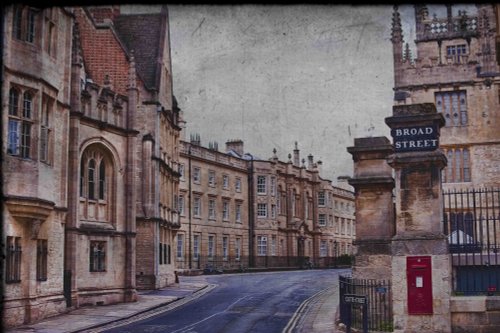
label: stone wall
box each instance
[451,296,500,333]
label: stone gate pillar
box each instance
[347,137,394,280]
[385,103,451,333]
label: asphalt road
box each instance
[102,269,344,333]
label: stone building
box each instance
[250,142,355,268]
[2,5,180,328]
[176,139,355,270]
[176,139,250,271]
[392,4,500,190]
[2,6,74,327]
[385,5,500,331]
[71,5,181,293]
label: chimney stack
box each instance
[307,154,314,170]
[225,139,244,156]
[293,142,300,167]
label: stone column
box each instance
[385,103,451,333]
[347,137,394,280]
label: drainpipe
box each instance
[188,146,192,269]
[247,154,255,268]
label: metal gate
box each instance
[443,188,500,295]
[339,275,393,332]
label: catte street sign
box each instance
[343,294,367,305]
[391,125,439,152]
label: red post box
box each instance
[407,256,433,315]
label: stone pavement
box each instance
[5,278,343,333]
[285,283,343,333]
[5,282,214,333]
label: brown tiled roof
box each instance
[113,13,164,91]
[75,7,167,96]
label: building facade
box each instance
[2,6,74,327]
[176,139,355,271]
[2,5,180,328]
[392,4,500,190]
[176,139,250,271]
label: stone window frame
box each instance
[8,86,36,159]
[192,166,201,184]
[178,164,185,181]
[222,236,229,260]
[271,204,277,219]
[257,203,267,218]
[178,194,185,216]
[12,5,38,44]
[235,237,241,260]
[79,145,115,224]
[319,240,328,257]
[6,236,22,283]
[193,195,201,218]
[43,7,58,57]
[235,201,242,223]
[208,234,215,258]
[222,199,230,221]
[193,234,200,260]
[443,146,471,183]
[208,197,216,220]
[318,191,326,207]
[222,174,229,190]
[235,177,242,192]
[256,175,267,194]
[208,169,216,187]
[435,90,468,127]
[89,241,106,272]
[36,239,48,281]
[176,234,184,260]
[159,227,170,265]
[257,235,267,256]
[270,235,277,256]
[318,213,327,227]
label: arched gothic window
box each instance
[79,146,113,222]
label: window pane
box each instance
[88,159,96,199]
[13,7,22,39]
[27,10,35,43]
[23,92,32,118]
[455,149,462,182]
[99,160,105,200]
[21,122,31,158]
[9,88,19,116]
[40,126,49,162]
[8,120,20,155]
[463,149,471,182]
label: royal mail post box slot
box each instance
[407,256,433,315]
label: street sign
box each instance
[391,125,439,152]
[343,294,367,305]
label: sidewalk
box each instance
[5,282,213,333]
[285,283,344,333]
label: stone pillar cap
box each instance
[385,103,445,128]
[347,136,393,156]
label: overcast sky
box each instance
[165,4,474,183]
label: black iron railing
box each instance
[175,255,342,272]
[443,188,500,295]
[339,275,393,332]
